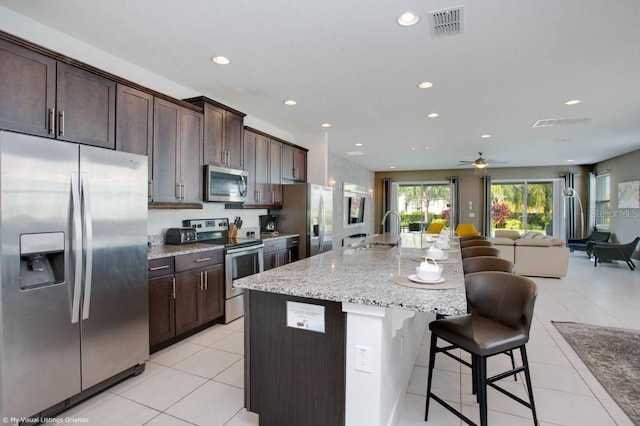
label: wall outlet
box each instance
[355,345,372,373]
[469,212,475,217]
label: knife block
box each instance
[229,224,240,238]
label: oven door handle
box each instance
[225,244,264,255]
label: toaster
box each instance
[165,227,197,245]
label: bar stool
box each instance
[460,239,493,249]
[461,246,500,259]
[425,271,539,426]
[458,235,487,242]
[462,256,515,275]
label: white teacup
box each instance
[416,258,443,281]
[426,246,446,260]
[425,235,436,243]
[435,240,450,250]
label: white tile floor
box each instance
[55,253,638,425]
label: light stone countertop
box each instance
[147,233,299,260]
[234,233,467,315]
[147,243,224,260]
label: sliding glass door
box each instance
[397,183,450,232]
[490,180,556,236]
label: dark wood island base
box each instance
[244,290,347,426]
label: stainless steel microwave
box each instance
[204,164,248,203]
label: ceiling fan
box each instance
[457,152,507,171]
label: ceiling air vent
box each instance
[532,117,592,128]
[428,6,464,37]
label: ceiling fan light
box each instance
[475,162,487,169]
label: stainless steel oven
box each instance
[225,244,263,323]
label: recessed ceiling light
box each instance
[411,147,416,151]
[397,12,420,26]
[355,143,363,147]
[567,159,575,162]
[321,123,331,128]
[481,134,492,139]
[283,99,297,106]
[426,113,439,118]
[417,81,433,89]
[211,56,230,65]
[564,99,582,106]
[389,166,396,169]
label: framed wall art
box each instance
[617,180,640,208]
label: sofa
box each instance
[489,230,570,278]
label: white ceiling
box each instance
[2,0,640,172]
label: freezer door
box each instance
[321,186,333,253]
[0,132,81,418]
[79,146,148,389]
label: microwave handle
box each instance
[238,175,247,197]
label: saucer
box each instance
[426,253,448,260]
[408,274,445,284]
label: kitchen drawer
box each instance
[287,237,299,248]
[264,238,286,253]
[148,257,175,278]
[175,249,223,272]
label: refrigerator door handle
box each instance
[70,172,83,324]
[81,172,94,320]
[318,195,325,253]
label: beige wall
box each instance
[595,149,640,253]
[375,165,590,233]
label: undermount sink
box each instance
[357,242,397,250]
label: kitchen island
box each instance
[234,233,466,426]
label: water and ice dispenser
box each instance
[19,232,65,289]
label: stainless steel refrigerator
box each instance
[0,131,149,419]
[280,183,333,258]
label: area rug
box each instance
[552,321,640,425]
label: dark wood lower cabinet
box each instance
[148,274,176,348]
[246,291,346,426]
[148,252,224,352]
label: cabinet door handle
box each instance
[204,271,208,290]
[199,271,204,291]
[149,265,170,271]
[225,150,230,165]
[182,183,186,200]
[175,183,181,200]
[148,180,153,202]
[288,250,292,263]
[48,108,55,134]
[171,277,176,299]
[195,257,211,262]
[58,110,65,136]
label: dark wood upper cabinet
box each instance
[0,38,56,138]
[269,139,282,205]
[179,108,203,203]
[184,96,245,170]
[152,98,203,203]
[243,130,258,205]
[0,39,116,148]
[152,98,180,203]
[116,84,153,156]
[282,144,307,182]
[116,84,153,197]
[56,62,116,149]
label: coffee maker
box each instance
[259,214,278,234]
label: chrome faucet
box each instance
[381,210,402,254]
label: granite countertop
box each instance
[259,232,299,241]
[148,243,224,260]
[147,232,299,260]
[234,233,467,315]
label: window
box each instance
[595,174,610,226]
[397,183,450,232]
[490,181,554,236]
